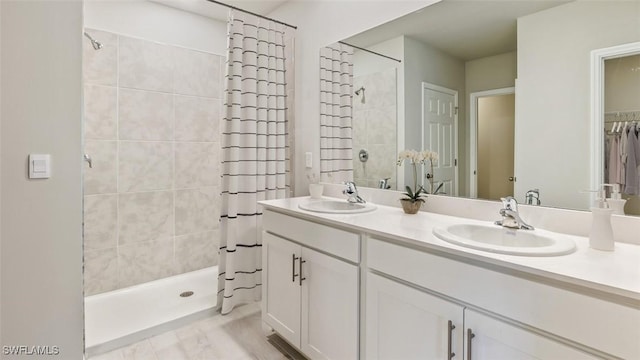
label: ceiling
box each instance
[344,0,571,61]
[149,0,289,22]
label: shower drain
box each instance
[179,291,194,298]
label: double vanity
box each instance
[259,196,640,360]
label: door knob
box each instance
[508,176,515,182]
[426,173,433,179]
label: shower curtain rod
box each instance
[205,0,297,29]
[339,41,402,63]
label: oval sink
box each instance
[433,224,576,256]
[298,199,377,214]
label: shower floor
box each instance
[85,266,218,357]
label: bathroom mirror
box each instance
[320,0,640,214]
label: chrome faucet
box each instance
[525,189,541,206]
[495,196,534,230]
[343,181,366,203]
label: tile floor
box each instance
[90,302,305,360]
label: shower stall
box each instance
[81,3,227,355]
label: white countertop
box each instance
[259,196,640,305]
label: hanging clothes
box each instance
[624,124,640,195]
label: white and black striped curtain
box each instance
[319,43,354,183]
[218,10,292,315]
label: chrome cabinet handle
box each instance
[84,154,93,168]
[292,254,299,282]
[447,320,456,359]
[467,329,475,360]
[299,257,306,286]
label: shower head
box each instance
[83,32,103,50]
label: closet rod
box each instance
[339,41,402,63]
[205,0,297,29]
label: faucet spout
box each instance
[495,196,534,230]
[343,181,366,203]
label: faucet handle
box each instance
[500,196,518,211]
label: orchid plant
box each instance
[397,150,439,203]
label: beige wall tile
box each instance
[119,89,174,141]
[174,48,221,98]
[118,191,174,244]
[84,84,117,140]
[84,194,117,250]
[175,230,219,274]
[174,96,220,142]
[83,29,117,86]
[119,141,174,192]
[84,247,118,296]
[175,187,219,236]
[84,140,117,195]
[119,36,173,93]
[367,106,396,145]
[175,142,219,189]
[118,238,175,288]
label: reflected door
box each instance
[422,83,458,196]
[477,94,515,200]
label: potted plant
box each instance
[397,150,438,214]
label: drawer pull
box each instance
[299,257,306,286]
[292,254,299,282]
[467,328,475,360]
[447,320,456,359]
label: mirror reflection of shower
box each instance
[354,86,365,103]
[83,32,103,50]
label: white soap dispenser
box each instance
[589,187,615,251]
[604,183,626,215]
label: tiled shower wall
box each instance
[352,68,397,189]
[82,29,223,296]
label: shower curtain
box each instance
[218,10,293,315]
[319,43,354,183]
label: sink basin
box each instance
[298,199,377,214]
[432,224,576,256]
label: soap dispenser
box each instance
[603,183,626,216]
[589,187,615,251]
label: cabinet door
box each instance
[366,272,464,360]
[262,232,301,347]
[300,247,359,360]
[464,309,600,360]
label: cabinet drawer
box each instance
[263,210,360,263]
[367,237,640,359]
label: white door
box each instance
[301,247,359,360]
[464,309,600,360]
[422,83,458,196]
[262,232,301,348]
[366,272,464,360]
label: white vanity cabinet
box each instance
[366,272,464,360]
[464,309,599,360]
[367,237,638,360]
[262,210,359,360]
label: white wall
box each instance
[1,1,84,358]
[268,0,439,195]
[84,1,228,55]
[516,0,640,210]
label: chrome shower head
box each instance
[84,32,103,50]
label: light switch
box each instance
[29,154,51,179]
[305,152,312,168]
